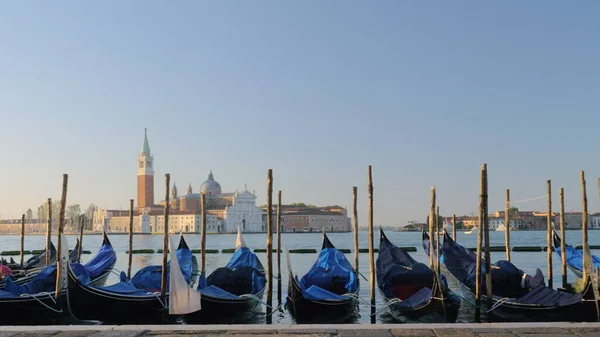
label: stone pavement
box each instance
[1,323,600,337]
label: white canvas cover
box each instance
[168,236,202,315]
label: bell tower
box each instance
[137,128,155,209]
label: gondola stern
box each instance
[177,233,190,251]
[553,230,562,249]
[443,229,452,244]
[322,232,335,250]
[102,230,113,247]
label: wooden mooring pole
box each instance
[55,174,68,300]
[367,165,375,323]
[452,214,457,241]
[475,165,485,323]
[78,214,84,263]
[276,190,282,306]
[482,165,492,321]
[266,169,273,323]
[429,187,436,270]
[560,187,567,288]
[161,174,170,308]
[20,214,25,266]
[504,189,511,261]
[435,206,441,276]
[46,198,52,266]
[547,180,553,289]
[581,171,589,282]
[127,199,134,279]
[200,193,207,277]
[353,186,359,273]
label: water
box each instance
[1,230,598,324]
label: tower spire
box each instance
[141,128,151,155]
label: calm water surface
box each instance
[1,230,598,324]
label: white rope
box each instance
[239,293,274,308]
[371,298,403,316]
[150,292,168,309]
[264,303,285,317]
[486,297,511,313]
[19,292,62,313]
[511,195,547,204]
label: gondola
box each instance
[177,229,266,323]
[422,230,444,263]
[286,232,359,323]
[67,233,198,323]
[440,230,598,322]
[377,229,460,323]
[0,233,116,324]
[0,239,82,290]
[553,230,600,278]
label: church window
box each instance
[139,161,143,168]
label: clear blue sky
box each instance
[1,1,599,226]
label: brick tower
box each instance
[137,128,154,209]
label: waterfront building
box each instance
[591,213,600,229]
[263,204,351,232]
[93,129,265,233]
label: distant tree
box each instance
[25,209,33,223]
[509,207,519,215]
[289,203,316,208]
[37,203,48,222]
[67,204,81,228]
[85,204,96,229]
[456,221,465,229]
[85,204,96,219]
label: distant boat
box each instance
[496,223,506,232]
[464,227,477,235]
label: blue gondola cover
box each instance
[297,247,358,301]
[198,246,265,298]
[442,233,547,299]
[555,244,600,274]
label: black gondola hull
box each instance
[183,288,265,324]
[286,273,358,324]
[460,283,599,322]
[0,294,67,324]
[67,267,170,324]
[380,289,460,323]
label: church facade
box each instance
[93,129,266,233]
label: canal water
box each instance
[1,230,598,324]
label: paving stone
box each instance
[54,332,101,337]
[471,328,510,333]
[338,330,393,337]
[570,328,600,337]
[390,329,436,337]
[144,335,211,337]
[147,332,227,336]
[514,335,577,337]
[474,334,516,337]
[89,332,145,337]
[226,331,277,335]
[509,328,573,335]
[14,332,60,337]
[434,328,477,337]
[207,335,330,337]
[278,329,338,335]
[0,333,18,337]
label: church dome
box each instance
[200,170,222,195]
